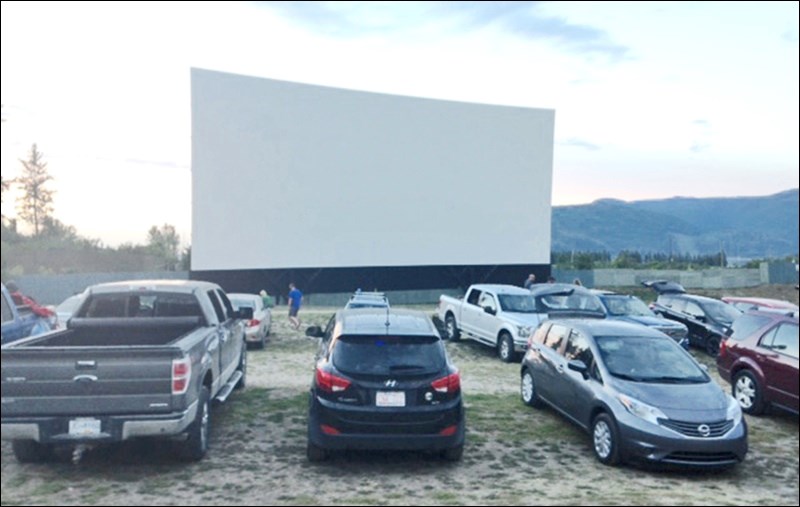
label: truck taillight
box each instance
[172,357,191,395]
[431,372,460,393]
[316,368,351,393]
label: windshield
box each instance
[596,335,708,383]
[332,335,445,376]
[536,292,603,313]
[703,301,742,325]
[602,295,654,317]
[229,298,255,310]
[498,294,537,313]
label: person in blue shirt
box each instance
[288,283,303,330]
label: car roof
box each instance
[337,308,438,336]
[552,318,668,339]
[227,293,261,301]
[722,296,798,310]
[530,283,594,296]
[87,279,219,294]
[745,309,799,321]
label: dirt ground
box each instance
[1,290,798,506]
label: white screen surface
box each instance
[191,68,554,270]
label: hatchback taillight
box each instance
[315,368,351,393]
[248,319,261,327]
[172,357,191,395]
[431,372,460,394]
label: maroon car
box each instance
[717,310,799,415]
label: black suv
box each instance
[305,308,465,461]
[643,281,741,356]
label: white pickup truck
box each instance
[438,283,605,362]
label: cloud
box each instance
[690,142,711,153]
[691,119,710,127]
[264,1,630,61]
[560,138,601,151]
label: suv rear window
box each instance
[332,335,445,376]
[729,314,772,341]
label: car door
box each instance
[559,329,599,429]
[460,289,484,338]
[682,300,708,343]
[759,322,799,411]
[208,290,239,386]
[534,323,569,404]
[476,291,500,343]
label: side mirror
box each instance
[306,326,324,338]
[567,359,589,379]
[483,306,496,316]
[237,307,254,320]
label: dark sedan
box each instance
[520,319,747,468]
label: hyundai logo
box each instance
[385,380,397,387]
[697,424,711,437]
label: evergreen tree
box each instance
[16,144,55,236]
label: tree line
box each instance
[551,250,785,270]
[1,144,189,279]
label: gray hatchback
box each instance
[520,320,747,467]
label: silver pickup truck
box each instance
[438,283,605,362]
[1,280,251,462]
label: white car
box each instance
[228,293,272,349]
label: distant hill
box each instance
[552,189,799,258]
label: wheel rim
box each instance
[199,400,209,451]
[446,318,455,339]
[593,420,612,459]
[734,376,755,409]
[500,339,510,359]
[521,372,534,402]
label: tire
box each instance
[445,314,460,341]
[733,370,765,415]
[235,347,247,390]
[307,441,328,462]
[705,335,721,357]
[12,440,52,463]
[521,368,544,408]
[441,444,464,461]
[498,333,515,363]
[592,413,621,466]
[178,386,210,461]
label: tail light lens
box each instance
[315,368,351,393]
[172,357,191,395]
[248,319,261,327]
[431,371,461,394]
[719,338,728,357]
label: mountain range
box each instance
[551,189,799,258]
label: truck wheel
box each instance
[705,336,721,357]
[307,441,328,462]
[178,386,210,461]
[733,370,765,415]
[445,314,460,341]
[498,333,514,363]
[12,440,52,463]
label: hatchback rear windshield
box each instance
[332,335,445,376]
[729,314,772,341]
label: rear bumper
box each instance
[1,401,197,444]
[308,395,465,452]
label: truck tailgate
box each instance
[1,347,177,417]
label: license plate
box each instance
[376,391,406,407]
[69,418,101,437]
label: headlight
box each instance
[517,326,533,338]
[618,394,667,425]
[726,395,742,424]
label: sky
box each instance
[1,1,798,247]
